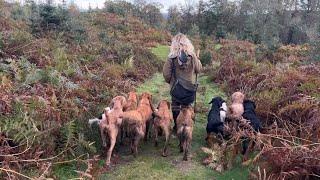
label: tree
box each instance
[26,1,70,35]
[179,0,196,34]
[167,6,182,34]
[141,3,163,27]
[26,0,41,34]
[311,24,320,61]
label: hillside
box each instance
[0,2,171,178]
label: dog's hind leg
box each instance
[242,139,254,163]
[106,128,118,166]
[149,119,154,139]
[130,138,134,154]
[120,126,124,145]
[154,127,159,147]
[144,120,150,142]
[183,140,189,161]
[177,127,184,152]
[133,126,145,157]
[162,127,170,157]
[100,126,107,147]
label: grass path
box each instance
[99,46,250,179]
[51,45,250,180]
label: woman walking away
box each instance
[163,33,202,133]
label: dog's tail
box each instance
[88,118,101,126]
[181,124,191,142]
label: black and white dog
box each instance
[206,97,227,137]
[88,107,111,126]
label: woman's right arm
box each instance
[194,57,202,74]
[163,58,172,84]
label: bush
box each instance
[29,3,70,34]
[54,47,69,72]
[104,1,134,17]
[10,3,26,21]
[0,32,3,50]
[200,51,212,66]
[114,42,133,64]
[98,31,111,45]
[125,48,163,81]
[311,25,320,62]
[215,25,226,41]
[68,19,87,44]
[7,30,33,48]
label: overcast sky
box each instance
[14,0,196,12]
[71,0,191,12]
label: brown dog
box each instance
[177,105,195,161]
[123,91,138,111]
[228,92,245,118]
[120,92,154,156]
[99,96,126,166]
[121,91,138,142]
[153,100,173,157]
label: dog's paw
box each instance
[183,156,188,161]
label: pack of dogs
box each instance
[89,91,261,168]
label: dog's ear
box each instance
[121,96,127,106]
[102,113,109,125]
[253,101,256,109]
[133,92,138,101]
[109,100,114,108]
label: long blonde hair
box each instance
[168,33,198,60]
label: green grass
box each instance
[151,45,170,61]
[52,163,79,180]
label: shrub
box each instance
[98,31,110,45]
[7,30,33,51]
[215,25,226,41]
[10,3,26,21]
[200,51,212,66]
[0,32,3,50]
[114,42,133,64]
[29,3,70,34]
[311,26,320,61]
[104,1,126,17]
[127,47,163,81]
[54,47,69,72]
[68,19,87,44]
